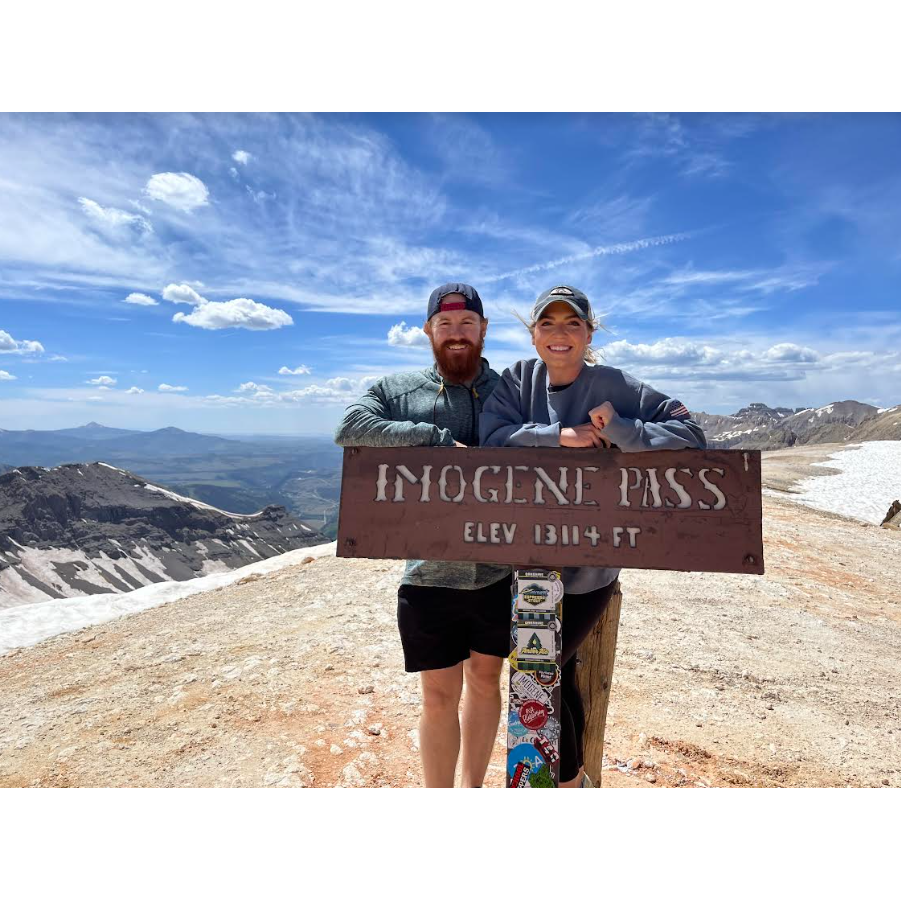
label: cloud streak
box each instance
[483,231,693,283]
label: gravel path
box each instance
[1,489,898,788]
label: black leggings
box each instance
[557,580,619,783]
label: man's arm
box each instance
[334,382,455,448]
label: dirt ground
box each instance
[1,447,898,788]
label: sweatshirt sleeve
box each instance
[601,378,707,452]
[334,382,455,448]
[479,368,561,447]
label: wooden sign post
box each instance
[337,446,764,787]
[338,447,764,574]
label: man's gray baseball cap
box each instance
[531,285,593,322]
[427,283,484,320]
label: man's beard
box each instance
[432,337,484,383]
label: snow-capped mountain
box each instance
[695,401,901,449]
[0,462,324,606]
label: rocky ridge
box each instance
[695,401,901,449]
[0,462,323,606]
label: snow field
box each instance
[787,441,901,525]
[0,541,337,655]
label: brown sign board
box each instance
[337,447,764,575]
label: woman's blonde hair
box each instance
[514,308,609,364]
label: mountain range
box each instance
[0,423,343,533]
[696,401,901,449]
[0,462,324,607]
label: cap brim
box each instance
[531,298,590,321]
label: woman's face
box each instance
[531,301,592,370]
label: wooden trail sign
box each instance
[337,447,764,575]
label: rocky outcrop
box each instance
[0,462,324,606]
[695,401,899,450]
[880,500,901,530]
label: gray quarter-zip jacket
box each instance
[480,359,707,594]
[334,359,511,590]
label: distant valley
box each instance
[0,422,343,537]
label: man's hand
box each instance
[560,423,609,448]
[454,441,467,447]
[588,402,616,431]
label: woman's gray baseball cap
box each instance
[427,283,484,320]
[531,285,593,322]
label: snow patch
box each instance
[0,542,337,654]
[142,483,260,520]
[785,441,901,525]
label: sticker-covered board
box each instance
[507,569,564,788]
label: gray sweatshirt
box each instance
[480,359,707,594]
[334,359,511,590]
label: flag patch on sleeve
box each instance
[670,402,690,419]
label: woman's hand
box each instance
[560,423,610,448]
[588,402,616,431]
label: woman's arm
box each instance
[479,371,562,447]
[480,368,607,447]
[590,383,707,452]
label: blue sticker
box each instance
[507,741,546,783]
[507,709,528,739]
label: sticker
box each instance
[534,665,561,688]
[533,734,560,765]
[510,758,532,788]
[519,700,549,731]
[538,716,561,744]
[507,709,528,739]
[516,569,564,604]
[506,742,546,785]
[517,626,556,662]
[507,731,540,751]
[510,671,553,707]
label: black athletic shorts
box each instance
[397,575,513,673]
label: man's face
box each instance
[424,295,488,382]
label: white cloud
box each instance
[162,283,208,305]
[600,337,829,384]
[229,167,239,180]
[173,298,293,331]
[158,383,188,392]
[144,172,210,212]
[278,365,311,375]
[246,186,275,204]
[124,292,158,306]
[86,375,117,386]
[232,150,251,165]
[281,376,376,404]
[388,321,430,348]
[0,330,44,355]
[237,381,274,395]
[78,197,151,234]
[126,386,144,394]
[0,370,15,380]
[605,338,724,367]
[763,343,820,363]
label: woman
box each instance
[480,284,706,787]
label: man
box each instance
[334,283,511,787]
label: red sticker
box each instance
[519,700,549,731]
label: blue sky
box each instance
[1,112,900,435]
